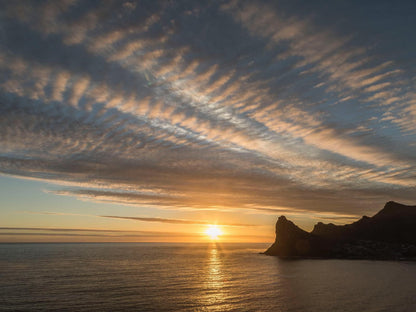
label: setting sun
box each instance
[205,225,222,240]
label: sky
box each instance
[0,0,415,242]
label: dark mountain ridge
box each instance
[265,201,416,260]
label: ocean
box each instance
[1,243,415,311]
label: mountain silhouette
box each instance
[265,201,416,260]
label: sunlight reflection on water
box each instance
[202,244,229,310]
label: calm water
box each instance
[1,243,415,311]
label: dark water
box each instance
[1,243,416,311]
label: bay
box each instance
[1,243,415,311]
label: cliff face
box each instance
[265,201,416,260]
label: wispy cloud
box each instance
[0,226,204,240]
[100,215,257,227]
[0,0,415,225]
[0,227,131,233]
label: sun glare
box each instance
[205,225,222,240]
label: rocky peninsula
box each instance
[265,201,416,260]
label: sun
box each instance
[205,225,222,240]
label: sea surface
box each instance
[1,243,416,311]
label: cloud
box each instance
[0,226,129,233]
[0,0,415,223]
[0,226,269,242]
[0,226,204,239]
[100,215,257,227]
